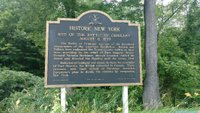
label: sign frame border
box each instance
[45,10,142,88]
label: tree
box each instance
[143,0,162,109]
[60,0,77,18]
[155,0,200,107]
[0,0,65,75]
[0,0,45,75]
[157,0,189,38]
[179,0,200,65]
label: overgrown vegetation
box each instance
[0,0,200,112]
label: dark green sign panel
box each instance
[45,10,142,87]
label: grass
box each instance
[133,107,200,113]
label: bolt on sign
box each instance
[45,10,142,87]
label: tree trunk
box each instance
[143,0,162,109]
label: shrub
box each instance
[0,69,57,113]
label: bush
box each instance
[158,37,200,107]
[0,69,143,113]
[0,69,40,101]
[0,69,57,113]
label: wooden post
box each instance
[122,86,129,113]
[61,88,66,112]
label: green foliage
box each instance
[156,0,200,108]
[0,69,143,112]
[0,0,143,75]
[0,69,39,100]
[0,69,58,113]
[67,86,142,112]
[0,0,200,111]
[0,1,43,75]
[158,28,200,107]
[76,0,143,23]
[134,107,200,113]
[178,0,200,65]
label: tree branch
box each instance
[158,0,188,38]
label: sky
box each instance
[159,0,173,5]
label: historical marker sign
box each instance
[45,10,142,87]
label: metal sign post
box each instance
[122,86,129,113]
[61,88,66,112]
